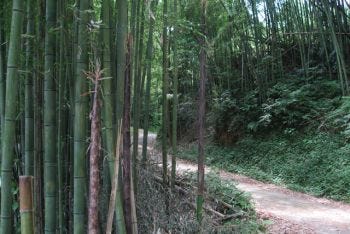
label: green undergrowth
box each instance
[178,131,350,202]
[137,166,266,233]
[183,171,267,233]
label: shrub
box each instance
[212,90,259,144]
[177,100,197,140]
[323,97,350,139]
[211,76,341,144]
[258,76,341,129]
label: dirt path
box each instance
[142,132,350,234]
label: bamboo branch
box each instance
[283,31,350,35]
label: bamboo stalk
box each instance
[105,120,122,234]
[171,0,179,191]
[162,0,169,187]
[141,0,158,163]
[57,1,69,233]
[87,61,102,234]
[130,164,138,234]
[115,1,128,231]
[24,0,34,176]
[0,0,25,232]
[197,0,208,224]
[19,176,35,234]
[44,0,58,230]
[73,0,90,232]
[123,35,133,234]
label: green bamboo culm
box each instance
[101,0,114,181]
[129,0,137,194]
[57,0,67,232]
[73,0,90,232]
[196,195,204,223]
[0,2,5,120]
[25,0,35,176]
[197,0,207,224]
[33,1,45,231]
[141,0,158,163]
[171,0,179,190]
[115,0,128,232]
[0,0,24,233]
[44,0,57,232]
[162,0,169,186]
[101,0,127,232]
[132,0,146,192]
[116,0,127,128]
[19,176,35,234]
[319,0,349,95]
[0,0,6,167]
[101,0,117,229]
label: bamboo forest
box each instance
[3,0,350,233]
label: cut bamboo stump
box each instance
[19,176,34,234]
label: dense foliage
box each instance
[211,75,342,144]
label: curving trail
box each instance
[140,131,350,234]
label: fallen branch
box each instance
[184,201,225,218]
[166,173,245,215]
[150,173,242,222]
